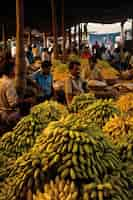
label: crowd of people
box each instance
[0,40,133,132]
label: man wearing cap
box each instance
[32,60,54,102]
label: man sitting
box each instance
[0,60,34,133]
[64,60,87,105]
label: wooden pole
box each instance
[84,23,88,40]
[2,24,6,53]
[132,19,133,41]
[51,0,58,59]
[61,0,65,62]
[45,33,48,48]
[121,21,125,45]
[43,32,48,48]
[68,28,72,50]
[78,24,81,52]
[15,0,26,98]
[80,24,83,44]
[74,25,77,44]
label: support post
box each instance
[61,0,65,62]
[68,27,72,50]
[78,24,81,52]
[43,32,48,48]
[2,24,6,53]
[15,0,26,98]
[51,0,58,59]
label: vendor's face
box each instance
[71,64,80,77]
[42,66,51,75]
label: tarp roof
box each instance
[0,1,133,36]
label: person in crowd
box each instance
[41,48,50,62]
[89,56,104,81]
[32,44,39,58]
[100,43,106,54]
[111,47,121,71]
[0,60,34,132]
[32,60,54,102]
[64,60,87,105]
[92,41,101,59]
[27,57,42,76]
[81,46,92,60]
[101,48,112,61]
[121,48,130,70]
[26,45,34,65]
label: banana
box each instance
[70,168,76,180]
[60,168,69,179]
[72,155,78,166]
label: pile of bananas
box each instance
[96,60,119,79]
[82,171,131,200]
[0,151,49,200]
[33,176,78,200]
[0,115,43,158]
[69,93,96,113]
[81,160,133,200]
[0,113,132,200]
[0,101,68,158]
[103,115,133,145]
[80,99,119,128]
[116,93,133,113]
[33,114,120,181]
[103,114,133,163]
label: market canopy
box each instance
[0,1,133,36]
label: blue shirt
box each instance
[32,70,53,97]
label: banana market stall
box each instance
[52,58,132,99]
[0,90,133,200]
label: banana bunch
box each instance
[0,115,43,158]
[116,132,133,162]
[82,182,112,200]
[103,115,133,162]
[69,93,96,113]
[0,152,48,200]
[96,59,119,79]
[32,114,120,181]
[103,115,133,145]
[0,177,18,200]
[116,93,133,113]
[0,101,68,158]
[80,99,119,128]
[110,164,133,200]
[82,171,130,200]
[30,100,68,122]
[33,176,78,200]
[0,153,15,181]
[0,132,13,155]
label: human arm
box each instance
[64,78,73,105]
[6,80,36,109]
